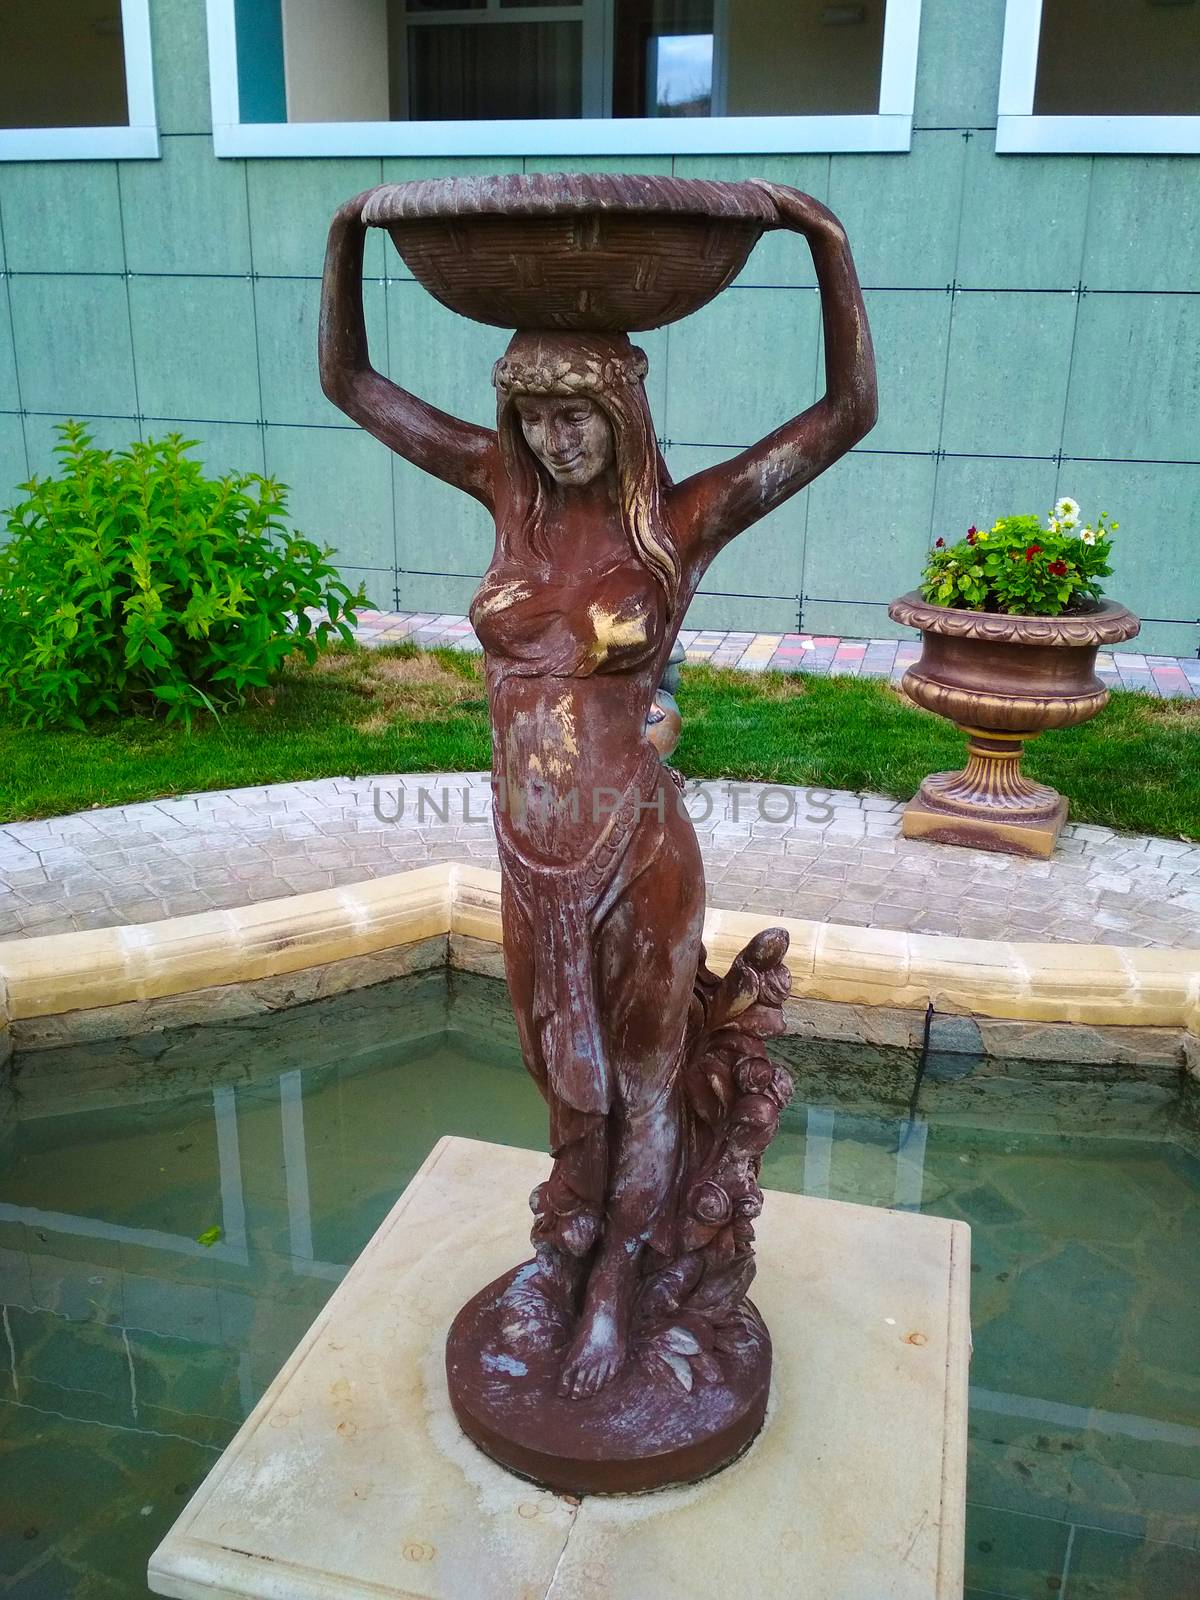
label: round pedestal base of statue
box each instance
[446,1262,772,1495]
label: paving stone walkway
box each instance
[353,611,1200,698]
[2,775,1197,950]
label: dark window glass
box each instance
[0,0,128,130]
[407,21,583,119]
[1035,0,1200,116]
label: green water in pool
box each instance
[0,971,1197,1599]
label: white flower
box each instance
[1080,528,1097,545]
[1053,496,1080,527]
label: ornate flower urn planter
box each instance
[887,593,1141,858]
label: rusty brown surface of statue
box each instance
[319,173,877,1493]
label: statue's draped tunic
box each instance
[471,551,684,1248]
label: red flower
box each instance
[1048,559,1069,577]
[935,537,945,548]
[966,530,977,545]
[1024,544,1043,563]
[967,526,977,536]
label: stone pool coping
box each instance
[1,862,1197,1067]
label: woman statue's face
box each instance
[516,396,614,487]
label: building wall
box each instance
[0,0,1196,654]
[725,0,887,117]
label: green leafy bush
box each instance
[0,423,363,728]
[920,497,1116,617]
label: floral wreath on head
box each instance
[492,348,649,397]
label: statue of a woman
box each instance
[321,179,876,1483]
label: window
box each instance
[998,0,1200,153]
[206,0,923,155]
[0,0,159,161]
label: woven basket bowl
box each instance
[360,173,779,332]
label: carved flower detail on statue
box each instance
[635,1251,764,1392]
[623,933,797,1396]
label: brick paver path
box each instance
[353,612,1200,699]
[3,775,1197,949]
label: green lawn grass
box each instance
[1,645,1196,839]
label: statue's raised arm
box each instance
[318,193,497,509]
[670,183,877,554]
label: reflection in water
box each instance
[0,971,1197,1598]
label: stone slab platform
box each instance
[148,1137,971,1600]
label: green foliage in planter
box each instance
[0,423,364,729]
[920,498,1115,617]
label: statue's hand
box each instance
[330,188,381,235]
[749,181,847,249]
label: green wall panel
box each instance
[1114,620,1199,658]
[384,282,509,432]
[683,593,797,633]
[672,154,831,289]
[1064,294,1200,463]
[150,0,214,135]
[802,450,938,605]
[0,163,125,276]
[802,600,909,640]
[913,0,1006,129]
[0,299,18,412]
[631,326,669,429]
[9,275,137,417]
[120,137,252,276]
[699,532,801,607]
[247,158,387,280]
[1054,459,1200,638]
[393,457,493,580]
[0,413,29,510]
[338,567,396,612]
[395,571,481,616]
[663,285,820,447]
[666,442,806,605]
[941,291,1077,458]
[860,288,951,454]
[128,276,259,422]
[828,132,966,289]
[956,139,1091,291]
[169,419,265,478]
[931,455,1059,544]
[22,414,140,477]
[1083,158,1200,294]
[255,276,386,428]
[264,423,395,573]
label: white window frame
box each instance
[206,0,922,157]
[0,0,159,162]
[997,0,1200,155]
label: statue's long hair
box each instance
[493,331,681,610]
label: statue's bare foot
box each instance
[557,1305,627,1399]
